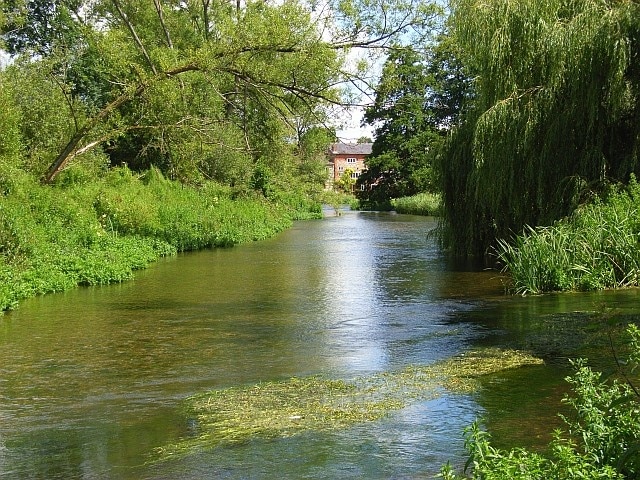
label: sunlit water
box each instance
[1,210,639,479]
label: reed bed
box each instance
[498,179,640,294]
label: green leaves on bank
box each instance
[442,325,640,479]
[0,166,320,313]
[438,0,640,257]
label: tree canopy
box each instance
[0,0,441,189]
[358,35,471,205]
[438,0,640,257]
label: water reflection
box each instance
[1,211,639,478]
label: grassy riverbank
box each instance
[391,192,441,216]
[497,178,640,294]
[0,166,321,313]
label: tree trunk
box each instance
[43,64,199,183]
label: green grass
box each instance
[497,177,640,294]
[391,192,441,216]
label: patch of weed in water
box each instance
[155,348,543,460]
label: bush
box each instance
[442,325,640,480]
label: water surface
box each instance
[1,211,639,478]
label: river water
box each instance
[1,210,639,479]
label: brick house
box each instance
[326,142,373,189]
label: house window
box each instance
[338,166,344,172]
[350,172,360,179]
[346,157,357,163]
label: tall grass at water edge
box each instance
[497,178,640,294]
[391,192,441,216]
[0,166,320,312]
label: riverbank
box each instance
[0,166,321,313]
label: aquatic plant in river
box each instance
[155,348,542,459]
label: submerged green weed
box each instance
[156,348,543,459]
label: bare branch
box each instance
[153,0,174,49]
[111,0,158,74]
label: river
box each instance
[1,210,639,479]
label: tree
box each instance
[296,126,336,193]
[1,0,84,56]
[358,38,471,205]
[0,0,442,187]
[5,0,440,185]
[335,168,356,193]
[438,0,640,257]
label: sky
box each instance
[336,107,375,143]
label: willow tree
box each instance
[438,0,640,257]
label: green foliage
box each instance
[1,61,80,176]
[0,167,320,313]
[358,47,436,202]
[335,167,356,193]
[439,0,640,257]
[442,326,640,480]
[1,0,84,56]
[0,77,22,167]
[296,126,335,193]
[498,178,640,294]
[316,190,359,211]
[391,192,441,216]
[359,37,472,204]
[2,0,442,189]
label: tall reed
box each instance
[498,178,640,294]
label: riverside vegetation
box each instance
[441,324,640,480]
[497,178,640,295]
[2,1,640,478]
[0,165,320,313]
